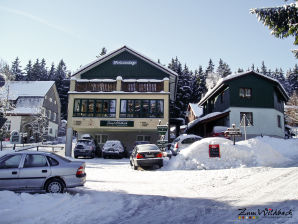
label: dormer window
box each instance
[239,88,251,99]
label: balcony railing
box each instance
[121,82,163,92]
[75,82,116,92]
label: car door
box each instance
[18,154,51,189]
[0,154,23,190]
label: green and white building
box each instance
[187,71,289,139]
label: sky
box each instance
[0,0,297,74]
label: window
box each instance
[23,154,48,168]
[73,99,116,117]
[240,112,253,126]
[277,115,281,128]
[53,112,57,122]
[120,99,164,118]
[137,135,151,142]
[4,120,11,131]
[47,156,59,166]
[0,155,22,169]
[239,88,252,99]
[49,128,53,134]
[49,98,53,102]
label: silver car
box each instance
[0,151,86,193]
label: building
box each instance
[0,81,61,142]
[186,71,289,139]
[187,103,203,123]
[65,46,178,155]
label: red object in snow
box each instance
[209,144,220,158]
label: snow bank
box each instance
[166,137,298,170]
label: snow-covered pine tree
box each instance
[260,61,268,76]
[197,65,207,97]
[39,58,48,81]
[250,1,297,58]
[237,68,244,73]
[54,59,69,119]
[286,64,298,96]
[24,60,33,81]
[48,63,55,81]
[11,57,24,81]
[30,59,41,81]
[217,58,232,78]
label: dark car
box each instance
[74,139,96,159]
[0,151,86,193]
[102,140,125,159]
[130,144,163,170]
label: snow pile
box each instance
[166,137,298,170]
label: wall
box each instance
[6,116,22,132]
[229,107,285,138]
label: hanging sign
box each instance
[100,120,134,127]
[209,144,220,158]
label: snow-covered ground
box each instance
[1,137,298,224]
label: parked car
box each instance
[81,134,101,157]
[130,144,163,170]
[211,126,230,139]
[102,140,125,159]
[170,134,203,156]
[128,141,150,156]
[0,151,86,193]
[74,139,96,159]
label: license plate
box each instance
[146,154,154,158]
[80,150,85,152]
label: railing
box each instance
[75,82,116,92]
[121,82,163,92]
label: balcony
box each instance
[75,82,116,92]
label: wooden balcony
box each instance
[75,82,116,92]
[121,82,163,92]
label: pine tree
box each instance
[24,60,33,81]
[48,63,55,80]
[251,64,255,71]
[11,57,23,81]
[30,59,41,81]
[97,47,107,58]
[286,64,298,95]
[250,1,297,57]
[217,59,232,78]
[39,58,48,81]
[206,59,215,74]
[237,68,244,73]
[54,59,69,119]
[260,61,267,76]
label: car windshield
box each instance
[78,140,92,145]
[138,145,159,151]
[76,144,85,149]
[104,141,121,147]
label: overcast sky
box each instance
[0,0,296,73]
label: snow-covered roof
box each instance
[199,71,289,105]
[1,81,54,100]
[188,103,203,117]
[7,97,44,115]
[187,110,230,130]
[72,46,178,78]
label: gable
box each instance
[80,51,171,80]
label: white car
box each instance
[102,140,125,159]
[170,134,202,156]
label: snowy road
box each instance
[1,158,298,224]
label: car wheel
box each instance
[45,178,64,193]
[133,163,138,170]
